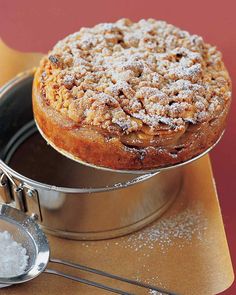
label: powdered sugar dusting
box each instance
[78,205,207,293]
[119,206,207,253]
[80,205,207,254]
[39,18,231,137]
[134,275,167,294]
[0,231,29,277]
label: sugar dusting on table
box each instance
[122,206,208,253]
[80,205,208,253]
[0,231,29,277]
[80,205,207,293]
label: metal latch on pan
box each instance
[0,169,42,221]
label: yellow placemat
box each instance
[0,39,43,86]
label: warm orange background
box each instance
[0,0,235,294]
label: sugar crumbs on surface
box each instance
[149,290,161,295]
[135,276,166,295]
[0,231,29,277]
[40,18,231,135]
[78,207,207,294]
[121,207,208,253]
[80,205,207,254]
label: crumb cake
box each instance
[33,19,231,170]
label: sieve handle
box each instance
[48,258,176,295]
[44,268,134,295]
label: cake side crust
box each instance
[33,68,229,170]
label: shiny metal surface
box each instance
[0,204,49,285]
[0,71,183,239]
[2,132,181,238]
[0,172,12,203]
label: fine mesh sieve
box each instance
[0,204,176,295]
[0,204,49,287]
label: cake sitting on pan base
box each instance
[33,19,231,170]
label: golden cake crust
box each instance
[33,19,231,170]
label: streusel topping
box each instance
[38,19,231,135]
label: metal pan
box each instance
[0,70,207,240]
